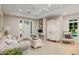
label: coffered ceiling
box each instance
[1,4,79,19]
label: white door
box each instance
[22,20,31,38]
[47,21,59,40]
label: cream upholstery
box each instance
[64,31,71,36]
[61,31,74,44]
[0,35,31,54]
[31,39,42,49]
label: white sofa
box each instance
[0,35,31,54]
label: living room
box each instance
[0,4,79,55]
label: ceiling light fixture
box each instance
[33,12,39,14]
[48,4,51,7]
[27,11,31,14]
[18,9,22,12]
[62,12,68,15]
[43,8,48,10]
[39,9,42,12]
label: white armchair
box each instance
[31,39,42,49]
[30,34,42,49]
[61,31,74,44]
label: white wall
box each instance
[46,16,63,40]
[4,15,39,38]
[4,15,20,37]
[63,14,79,39]
[57,16,64,39]
[43,18,47,40]
[0,16,1,30]
[32,20,39,35]
[46,14,79,40]
[0,16,1,26]
[63,14,79,31]
[0,5,4,32]
[0,14,4,31]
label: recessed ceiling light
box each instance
[31,7,34,9]
[48,4,51,7]
[62,12,68,15]
[43,8,48,10]
[33,12,39,14]
[27,11,31,14]
[39,9,42,12]
[18,9,22,12]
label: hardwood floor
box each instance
[23,40,79,55]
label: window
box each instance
[69,19,78,38]
[20,20,22,38]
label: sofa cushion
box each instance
[0,37,31,54]
[4,38,17,44]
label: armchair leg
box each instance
[72,41,75,45]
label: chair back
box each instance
[64,31,71,35]
[63,31,72,39]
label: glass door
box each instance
[19,20,31,39]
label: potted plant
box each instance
[2,48,22,55]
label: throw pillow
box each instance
[65,34,72,39]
